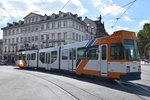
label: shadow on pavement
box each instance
[14,67,150,97]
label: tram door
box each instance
[46,53,51,70]
[69,48,76,72]
[100,44,108,77]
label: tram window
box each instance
[62,49,68,60]
[51,51,57,63]
[19,54,26,60]
[77,48,86,59]
[88,46,98,60]
[40,52,45,63]
[23,54,26,60]
[27,54,31,60]
[110,43,124,60]
[19,54,22,60]
[31,53,36,60]
[102,46,106,60]
[69,49,76,60]
[47,53,50,64]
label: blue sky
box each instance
[0,0,150,39]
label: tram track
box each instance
[115,80,150,100]
[20,70,103,100]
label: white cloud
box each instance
[139,19,150,26]
[91,0,125,16]
[101,4,125,16]
[106,25,132,35]
[123,16,132,22]
[0,0,87,25]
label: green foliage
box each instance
[137,23,150,58]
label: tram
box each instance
[16,30,141,81]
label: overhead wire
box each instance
[111,0,137,28]
[102,0,137,18]
[59,0,71,12]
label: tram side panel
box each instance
[81,45,100,76]
[38,47,59,70]
[25,50,38,68]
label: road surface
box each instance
[0,64,149,100]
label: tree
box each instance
[137,23,150,59]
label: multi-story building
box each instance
[1,11,107,64]
[0,39,3,60]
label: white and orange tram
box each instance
[16,30,141,81]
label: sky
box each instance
[0,0,150,39]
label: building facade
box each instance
[1,11,107,64]
[1,11,92,63]
[0,39,3,60]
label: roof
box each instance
[24,12,43,19]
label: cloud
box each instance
[123,16,132,22]
[106,25,132,35]
[91,0,125,16]
[0,0,87,26]
[139,19,150,26]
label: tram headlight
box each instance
[126,66,130,72]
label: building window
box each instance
[32,36,34,41]
[24,37,27,42]
[28,37,30,42]
[76,33,78,40]
[58,21,61,28]
[41,35,44,40]
[52,43,55,46]
[28,27,30,33]
[9,39,11,44]
[63,32,67,39]
[12,30,15,34]
[72,33,75,39]
[64,21,67,27]
[52,22,55,28]
[35,26,38,31]
[5,39,7,44]
[9,30,11,35]
[57,33,61,39]
[52,33,55,39]
[5,47,7,52]
[46,23,49,29]
[12,46,14,52]
[46,34,49,40]
[79,35,81,41]
[16,37,19,43]
[12,38,14,43]
[41,24,44,30]
[36,17,38,22]
[21,37,23,43]
[73,22,75,28]
[35,36,38,41]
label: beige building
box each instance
[1,11,95,64]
